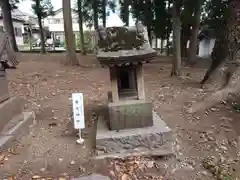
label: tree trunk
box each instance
[102,0,107,27]
[161,39,164,54]
[123,0,129,26]
[93,0,99,29]
[189,0,240,113]
[37,15,46,54]
[0,0,18,52]
[52,32,55,51]
[188,0,201,65]
[77,0,86,55]
[155,37,158,49]
[28,25,33,51]
[167,36,170,56]
[62,0,79,65]
[171,2,181,76]
[181,32,188,57]
[147,27,152,47]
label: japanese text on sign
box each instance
[72,93,85,129]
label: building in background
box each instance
[42,8,125,47]
[0,9,25,46]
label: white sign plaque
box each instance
[72,93,85,129]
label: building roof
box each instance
[0,9,27,23]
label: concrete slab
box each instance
[0,97,24,132]
[0,111,35,151]
[96,111,174,158]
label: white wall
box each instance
[198,38,215,58]
[151,39,167,49]
[43,9,127,33]
[43,9,89,32]
[0,20,24,46]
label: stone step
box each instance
[0,111,35,151]
[96,111,174,159]
[0,97,24,132]
[95,143,174,160]
[1,113,24,135]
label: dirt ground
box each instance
[0,53,240,180]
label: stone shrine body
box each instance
[96,23,157,130]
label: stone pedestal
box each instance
[108,100,153,130]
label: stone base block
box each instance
[108,100,153,130]
[96,111,174,159]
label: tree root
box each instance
[188,66,240,113]
[187,87,235,113]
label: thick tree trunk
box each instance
[0,0,18,52]
[189,0,240,113]
[37,15,46,54]
[77,0,86,55]
[62,0,79,65]
[93,0,99,30]
[188,0,201,65]
[102,0,107,27]
[171,2,181,76]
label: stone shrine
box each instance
[0,32,34,150]
[97,23,157,130]
[95,23,173,158]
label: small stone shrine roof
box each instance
[96,23,157,66]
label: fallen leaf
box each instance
[121,174,130,180]
[32,175,41,179]
[0,154,5,161]
[40,168,45,172]
[58,178,67,180]
[70,160,75,165]
[9,176,15,180]
[49,122,57,127]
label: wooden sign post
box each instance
[72,93,85,144]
